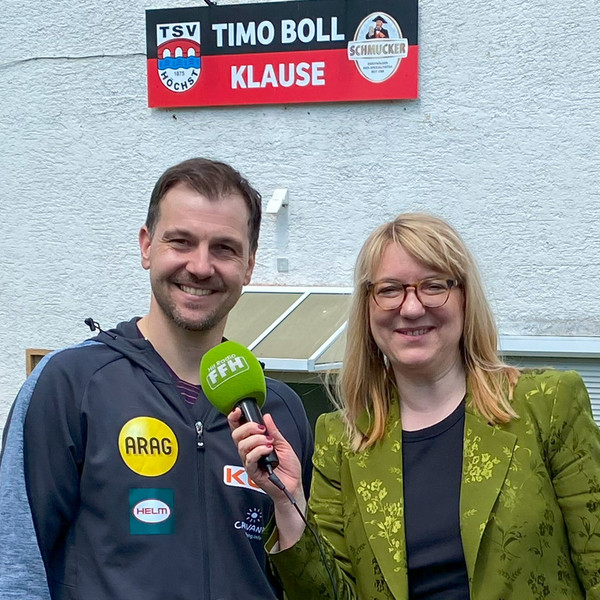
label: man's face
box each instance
[376,19,383,28]
[139,182,255,333]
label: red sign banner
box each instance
[146,0,418,108]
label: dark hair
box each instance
[146,158,262,252]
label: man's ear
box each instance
[243,250,256,286]
[139,226,152,270]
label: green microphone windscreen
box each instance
[199,341,266,414]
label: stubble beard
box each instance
[159,293,225,332]
[173,306,222,332]
[152,279,227,332]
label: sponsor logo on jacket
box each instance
[119,417,179,476]
[223,465,266,494]
[133,499,171,523]
[130,489,175,535]
[234,507,264,541]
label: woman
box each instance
[229,213,600,599]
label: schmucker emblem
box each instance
[347,12,408,83]
[156,22,201,93]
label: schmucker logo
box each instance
[156,22,201,93]
[347,12,408,83]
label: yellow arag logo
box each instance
[118,417,178,476]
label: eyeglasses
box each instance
[367,278,461,310]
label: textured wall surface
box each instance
[1,0,600,430]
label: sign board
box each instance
[146,0,418,107]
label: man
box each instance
[366,15,390,39]
[0,158,313,600]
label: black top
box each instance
[402,401,469,600]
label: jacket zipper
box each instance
[195,421,205,449]
[194,417,211,597]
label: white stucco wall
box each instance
[1,0,599,431]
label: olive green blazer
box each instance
[269,370,600,599]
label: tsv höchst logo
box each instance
[347,12,408,83]
[157,22,201,93]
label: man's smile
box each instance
[178,284,214,297]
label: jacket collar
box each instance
[348,398,408,599]
[460,402,516,580]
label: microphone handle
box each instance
[237,398,280,471]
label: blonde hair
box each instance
[338,213,519,451]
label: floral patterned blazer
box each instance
[269,370,600,599]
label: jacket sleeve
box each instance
[22,352,87,594]
[548,370,600,596]
[268,412,358,600]
[0,358,56,599]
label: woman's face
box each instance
[368,243,464,381]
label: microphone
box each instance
[200,341,279,472]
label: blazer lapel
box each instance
[460,409,517,581]
[348,402,409,600]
